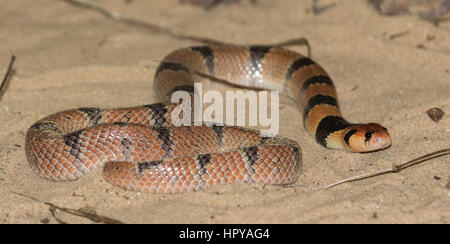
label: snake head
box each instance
[343,123,391,152]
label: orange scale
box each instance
[219,164,230,174]
[214,178,223,185]
[44,169,52,178]
[137,180,146,188]
[183,181,192,189]
[267,172,276,181]
[269,161,278,168]
[53,161,63,171]
[152,150,163,158]
[103,150,113,157]
[85,144,95,152]
[59,166,69,175]
[81,160,91,169]
[207,168,217,177]
[230,174,239,183]
[228,175,236,182]
[235,163,245,173]
[53,146,62,154]
[210,167,221,177]
[44,152,52,159]
[49,155,58,163]
[224,165,234,175]
[173,172,184,181]
[111,140,120,147]
[66,166,76,175]
[216,171,225,179]
[215,174,225,183]
[222,175,231,183]
[275,152,285,159]
[82,152,92,161]
[176,147,187,155]
[265,152,276,160]
[215,154,227,163]
[185,173,195,182]
[202,165,212,175]
[202,178,212,186]
[43,156,52,164]
[258,164,268,173]
[57,156,67,165]
[260,172,268,180]
[127,150,136,158]
[254,167,264,174]
[167,181,178,189]
[189,181,198,190]
[155,182,166,191]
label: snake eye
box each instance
[364,131,374,143]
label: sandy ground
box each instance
[0,0,449,224]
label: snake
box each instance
[25,45,391,193]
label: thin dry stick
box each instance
[324,148,450,189]
[61,0,227,45]
[312,0,336,15]
[0,55,16,99]
[272,37,311,57]
[427,16,450,26]
[389,30,410,40]
[11,191,125,224]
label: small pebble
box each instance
[426,107,444,122]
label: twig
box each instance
[272,37,311,57]
[0,55,16,99]
[48,206,69,224]
[11,191,125,224]
[324,148,450,189]
[428,16,450,26]
[312,0,336,15]
[389,30,410,40]
[60,0,227,45]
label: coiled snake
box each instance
[25,45,391,193]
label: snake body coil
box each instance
[25,45,391,193]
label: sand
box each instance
[0,0,448,224]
